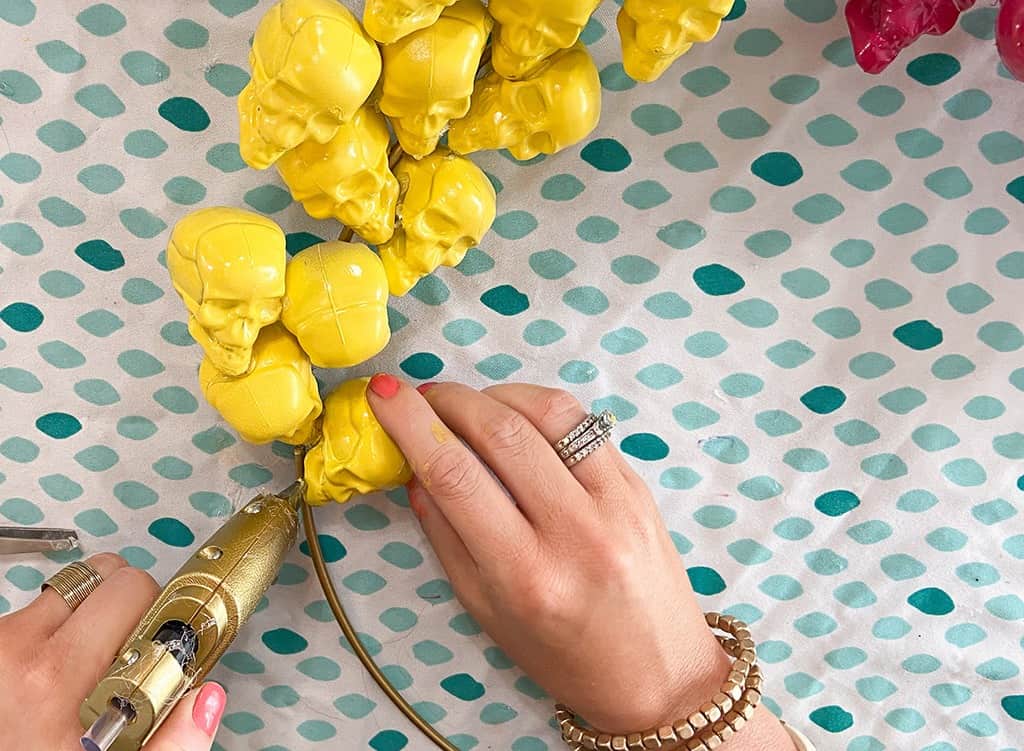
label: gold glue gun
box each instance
[79,481,304,751]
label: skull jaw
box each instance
[188,316,257,377]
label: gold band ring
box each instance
[42,560,104,611]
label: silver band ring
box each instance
[554,410,616,468]
[42,560,104,611]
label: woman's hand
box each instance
[368,377,795,748]
[0,553,226,751]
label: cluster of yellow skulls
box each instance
[167,0,734,505]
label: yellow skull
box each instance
[167,207,286,377]
[363,0,457,44]
[281,241,390,368]
[448,43,601,161]
[379,148,496,296]
[618,0,734,82]
[199,323,322,445]
[238,0,381,169]
[276,105,399,245]
[304,377,412,504]
[379,0,492,158]
[489,0,601,79]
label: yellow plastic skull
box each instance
[363,0,457,44]
[378,148,496,296]
[199,323,322,445]
[378,0,492,158]
[276,105,399,244]
[281,241,390,368]
[489,0,601,79]
[304,377,412,504]
[167,207,286,377]
[448,43,601,161]
[618,0,734,82]
[238,0,382,169]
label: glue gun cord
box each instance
[302,503,459,751]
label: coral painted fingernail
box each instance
[416,381,438,394]
[192,682,227,737]
[369,373,400,399]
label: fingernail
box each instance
[369,373,400,399]
[416,381,438,394]
[193,682,227,737]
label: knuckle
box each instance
[539,389,583,427]
[88,552,128,575]
[424,443,481,501]
[111,565,161,602]
[481,412,534,457]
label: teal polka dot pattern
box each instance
[1,3,1020,748]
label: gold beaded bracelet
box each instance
[554,613,761,751]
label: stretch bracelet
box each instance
[555,613,761,751]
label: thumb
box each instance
[144,682,226,751]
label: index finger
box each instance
[365,374,536,565]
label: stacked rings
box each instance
[42,561,104,611]
[554,410,617,468]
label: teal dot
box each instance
[511,739,547,751]
[644,292,691,319]
[611,255,659,283]
[204,63,248,96]
[825,647,867,670]
[0,0,35,25]
[408,275,449,304]
[822,37,856,66]
[1,302,43,332]
[758,640,793,664]
[972,498,1016,525]
[622,180,670,209]
[124,129,167,158]
[927,683,972,709]
[0,367,42,393]
[37,118,86,152]
[563,286,608,315]
[39,473,84,502]
[857,676,898,702]
[117,416,158,440]
[728,538,773,564]
[480,703,518,725]
[693,505,736,529]
[1003,534,1024,559]
[117,349,164,378]
[878,203,929,235]
[764,339,815,369]
[807,114,858,146]
[943,88,992,120]
[454,248,493,276]
[911,424,960,452]
[885,707,925,732]
[261,685,300,709]
[861,453,907,480]
[297,656,341,681]
[664,142,718,173]
[243,185,290,215]
[0,152,41,183]
[1002,695,1024,721]
[718,107,770,139]
[680,65,731,97]
[0,222,42,256]
[598,62,635,91]
[76,2,124,35]
[522,319,563,346]
[755,409,802,436]
[847,520,892,544]
[335,693,376,718]
[38,196,85,227]
[800,385,845,414]
[659,219,709,249]
[558,360,598,384]
[153,386,198,415]
[775,517,814,541]
[907,53,961,85]
[737,475,782,501]
[0,69,41,104]
[947,282,993,314]
[36,40,85,74]
[957,562,1000,589]
[74,83,124,118]
[793,193,844,224]
[924,166,973,199]
[620,433,669,460]
[5,565,45,591]
[908,587,955,615]
[685,330,727,357]
[669,530,694,554]
[805,548,847,575]
[785,448,829,472]
[842,159,893,192]
[528,249,575,279]
[834,581,877,608]
[720,372,763,397]
[630,103,681,135]
[770,74,820,104]
[476,353,521,380]
[745,229,791,258]
[441,673,485,701]
[813,307,860,338]
[149,517,194,547]
[413,640,454,666]
[672,401,719,430]
[159,97,210,131]
[795,611,839,636]
[165,18,208,48]
[847,353,893,382]
[751,151,802,186]
[873,616,912,639]
[379,542,422,570]
[153,456,192,480]
[261,628,308,655]
[113,481,157,509]
[345,504,390,531]
[994,431,1024,459]
[296,720,335,741]
[710,185,755,212]
[903,654,942,673]
[965,395,1005,420]
[912,243,958,273]
[941,457,987,487]
[122,277,164,305]
[979,130,1024,164]
[379,607,418,632]
[692,263,744,296]
[700,435,748,464]
[275,562,307,585]
[39,339,86,367]
[931,354,975,380]
[965,206,1008,235]
[600,327,647,355]
[636,363,682,390]
[830,238,874,268]
[206,142,244,172]
[77,164,125,195]
[163,176,206,205]
[727,298,778,328]
[814,490,859,517]
[576,215,618,243]
[926,526,968,552]
[892,319,943,351]
[687,566,726,595]
[879,386,926,415]
[986,594,1024,620]
[659,467,702,490]
[117,50,169,87]
[400,352,443,379]
[978,320,1023,351]
[1007,176,1024,204]
[540,174,584,201]
[492,210,537,239]
[580,138,630,171]
[0,498,43,525]
[227,463,271,488]
[760,574,803,601]
[221,651,264,674]
[119,207,166,238]
[189,491,230,518]
[480,285,529,316]
[859,85,905,116]
[734,28,782,56]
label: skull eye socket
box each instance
[419,208,460,242]
[515,85,547,120]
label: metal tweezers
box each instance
[0,526,79,555]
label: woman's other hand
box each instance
[0,553,226,750]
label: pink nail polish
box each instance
[416,381,438,394]
[368,373,400,399]
[192,682,227,737]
